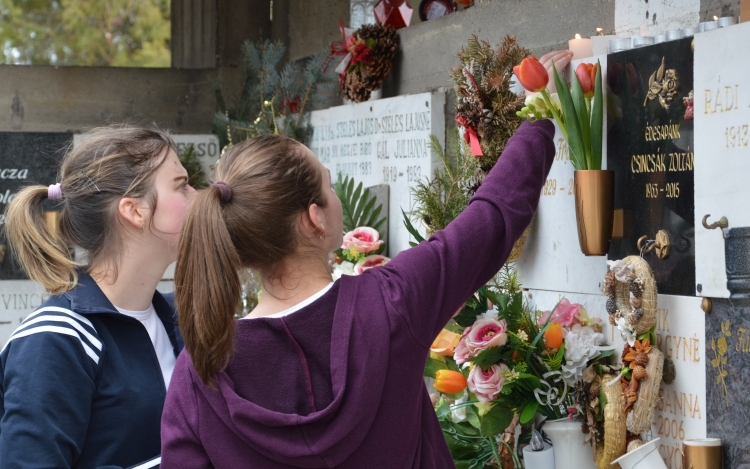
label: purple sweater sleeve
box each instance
[375,120,556,347]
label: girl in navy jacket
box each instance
[2,126,195,469]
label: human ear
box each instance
[118,197,148,232]
[307,203,327,236]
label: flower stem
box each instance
[541,90,568,142]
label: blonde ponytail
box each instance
[5,185,78,294]
[175,186,241,386]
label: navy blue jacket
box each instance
[0,274,182,469]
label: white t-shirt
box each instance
[242,282,335,320]
[114,304,177,389]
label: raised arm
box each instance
[376,120,556,346]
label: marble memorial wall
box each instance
[309,92,445,255]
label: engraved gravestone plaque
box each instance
[607,38,695,296]
[0,132,72,281]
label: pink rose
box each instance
[465,316,508,354]
[454,316,508,364]
[538,299,582,327]
[353,255,390,274]
[453,327,472,365]
[467,363,508,403]
[341,227,383,254]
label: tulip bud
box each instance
[513,57,549,93]
[544,322,564,349]
[434,369,468,394]
[575,63,597,97]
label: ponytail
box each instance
[5,186,78,294]
[175,186,241,386]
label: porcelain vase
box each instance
[543,418,597,469]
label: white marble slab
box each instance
[694,22,750,298]
[0,280,52,345]
[516,56,609,296]
[309,92,446,255]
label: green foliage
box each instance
[0,0,170,67]
[213,40,336,146]
[411,130,478,233]
[480,404,514,437]
[177,145,208,189]
[424,357,447,379]
[334,173,386,234]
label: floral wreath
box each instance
[604,257,656,346]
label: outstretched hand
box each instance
[533,50,574,95]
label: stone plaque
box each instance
[651,295,706,469]
[309,92,446,255]
[0,280,51,345]
[607,38,696,296]
[518,56,609,296]
[694,23,750,299]
[0,132,72,280]
[705,298,750,469]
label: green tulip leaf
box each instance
[552,64,585,170]
[481,404,514,437]
[520,400,539,424]
[590,60,604,170]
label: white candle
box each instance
[592,35,618,55]
[522,442,555,469]
[568,34,593,60]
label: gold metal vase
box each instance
[574,170,614,256]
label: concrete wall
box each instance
[287,0,351,62]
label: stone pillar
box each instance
[172,0,218,68]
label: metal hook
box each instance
[702,214,728,230]
[638,230,671,259]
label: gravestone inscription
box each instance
[607,38,696,296]
[0,132,72,281]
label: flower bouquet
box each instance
[332,226,390,280]
[425,265,615,468]
[514,56,614,256]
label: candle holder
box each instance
[666,29,683,40]
[698,21,719,32]
[609,37,632,52]
[568,34,593,60]
[718,16,738,27]
[683,438,722,469]
[632,36,655,48]
[682,27,697,36]
[653,34,667,44]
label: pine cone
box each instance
[355,24,399,89]
[633,307,644,323]
[632,365,647,381]
[343,69,372,103]
[606,298,617,314]
[635,352,649,368]
[630,281,643,298]
[662,357,677,384]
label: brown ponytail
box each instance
[5,186,78,294]
[175,186,241,386]
[175,135,327,385]
[4,125,175,293]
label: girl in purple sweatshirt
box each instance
[162,117,555,468]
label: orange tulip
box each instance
[430,329,461,357]
[513,57,549,93]
[575,63,597,97]
[434,370,468,394]
[544,322,564,349]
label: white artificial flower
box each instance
[331,261,355,281]
[517,330,529,342]
[450,392,468,423]
[561,324,604,386]
[616,316,637,347]
[606,260,634,282]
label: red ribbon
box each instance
[455,116,483,157]
[324,19,349,73]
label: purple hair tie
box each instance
[211,181,233,204]
[48,183,63,200]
